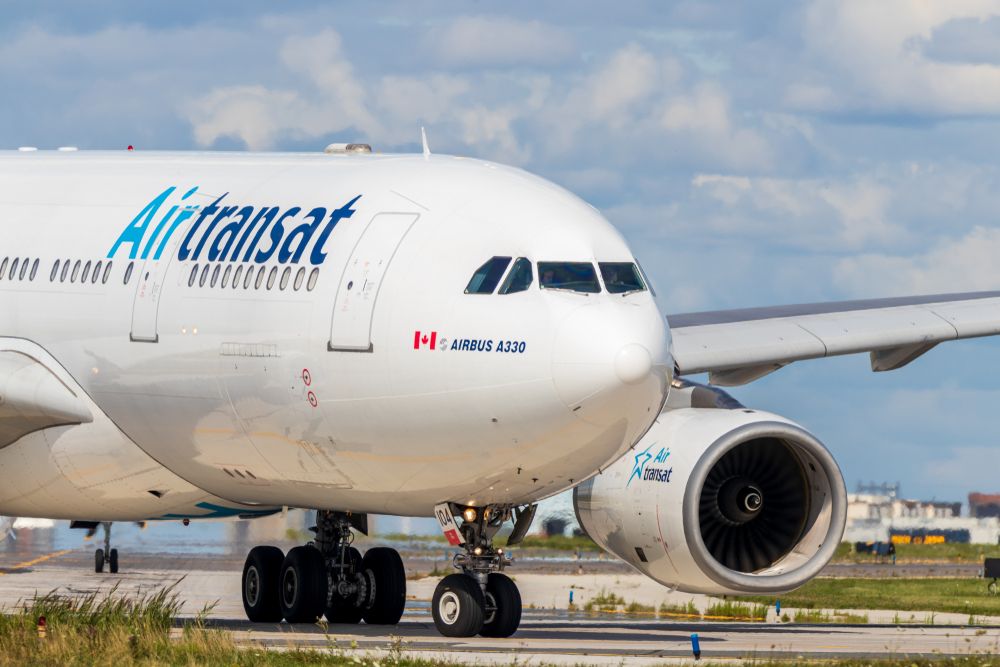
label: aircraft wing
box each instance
[667,291,1000,386]
[0,350,93,448]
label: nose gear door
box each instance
[328,212,419,352]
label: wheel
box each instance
[242,546,285,622]
[361,547,406,625]
[109,548,119,574]
[480,573,521,637]
[94,549,104,574]
[279,546,326,623]
[326,547,364,624]
[432,573,485,637]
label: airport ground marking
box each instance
[0,549,75,576]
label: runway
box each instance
[1,537,999,664]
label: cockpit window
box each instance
[599,262,646,294]
[465,256,512,294]
[499,257,533,294]
[537,262,601,293]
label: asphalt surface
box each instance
[1,532,998,664]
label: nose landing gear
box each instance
[239,511,406,626]
[430,503,534,638]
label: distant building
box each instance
[846,485,999,544]
[969,493,1000,518]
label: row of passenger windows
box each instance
[0,256,134,285]
[187,263,320,292]
[465,257,647,295]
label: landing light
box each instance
[462,507,477,522]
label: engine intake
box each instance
[574,403,846,595]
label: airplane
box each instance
[1,142,999,638]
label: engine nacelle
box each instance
[574,402,846,595]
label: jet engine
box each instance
[573,383,846,595]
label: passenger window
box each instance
[81,261,92,284]
[50,260,59,282]
[19,258,29,281]
[30,259,39,281]
[102,261,113,284]
[222,265,231,288]
[188,265,198,287]
[124,261,134,285]
[280,267,291,290]
[599,262,646,294]
[307,268,319,291]
[0,257,7,279]
[465,256,512,294]
[61,260,71,283]
[9,258,19,280]
[537,262,601,293]
[199,264,209,287]
[233,265,244,289]
[254,266,266,289]
[71,260,81,282]
[294,267,305,291]
[499,257,533,294]
[266,266,278,290]
[244,266,255,289]
[210,264,220,287]
[92,261,102,284]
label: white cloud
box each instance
[791,0,1000,116]
[834,225,1000,296]
[423,16,576,67]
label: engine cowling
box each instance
[573,404,846,594]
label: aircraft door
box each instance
[130,231,184,342]
[329,212,419,351]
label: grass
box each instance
[746,577,1000,617]
[792,609,869,624]
[703,599,768,622]
[514,533,600,552]
[658,600,701,618]
[582,589,626,613]
[831,541,1000,564]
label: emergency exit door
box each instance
[130,230,185,342]
[329,212,419,352]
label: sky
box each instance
[4,1,1000,504]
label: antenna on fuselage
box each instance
[421,127,431,159]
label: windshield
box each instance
[537,262,601,293]
[599,262,646,294]
[465,256,512,294]
[499,257,533,294]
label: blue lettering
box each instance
[255,207,300,263]
[237,206,278,262]
[310,195,360,265]
[208,206,255,261]
[107,186,176,259]
[179,194,226,261]
[279,207,326,264]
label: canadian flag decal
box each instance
[413,330,437,350]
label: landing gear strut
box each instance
[240,511,406,626]
[94,522,118,574]
[430,503,534,638]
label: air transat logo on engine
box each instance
[627,444,672,487]
[107,186,362,266]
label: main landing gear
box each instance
[430,503,536,638]
[241,511,406,625]
[94,522,118,574]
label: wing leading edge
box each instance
[667,291,1000,386]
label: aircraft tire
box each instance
[432,573,485,637]
[109,548,119,574]
[94,548,104,574]
[360,547,406,625]
[242,546,285,622]
[326,546,364,624]
[479,573,521,637]
[279,546,326,623]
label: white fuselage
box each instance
[0,151,671,522]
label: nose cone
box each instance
[552,301,671,433]
[615,343,653,385]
